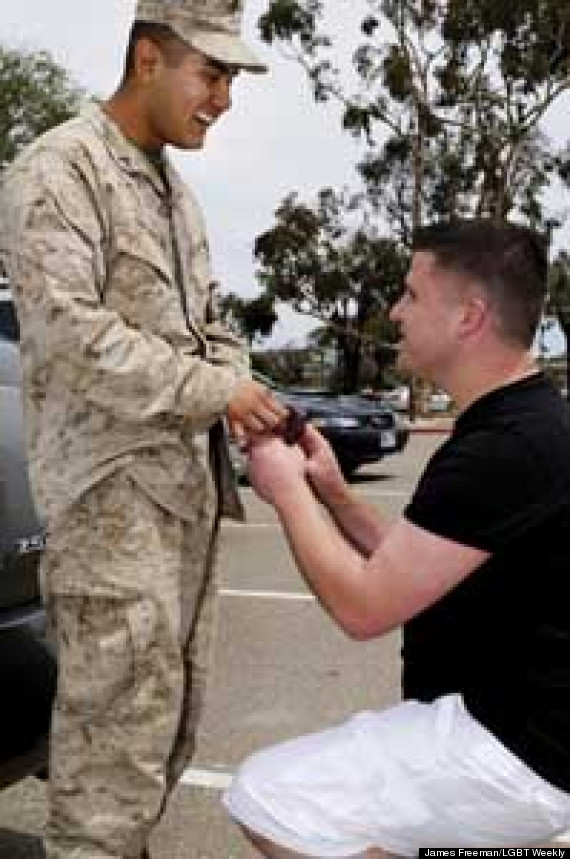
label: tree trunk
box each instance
[342,337,361,393]
[555,317,570,401]
[407,121,425,423]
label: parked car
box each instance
[378,385,410,413]
[426,390,452,413]
[233,371,409,478]
[0,279,406,786]
[0,280,56,789]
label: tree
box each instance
[218,290,278,345]
[0,45,83,169]
[253,188,407,392]
[259,1,569,238]
[548,251,570,399]
[257,0,570,398]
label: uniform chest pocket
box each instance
[104,230,182,330]
[111,228,173,286]
[104,229,207,351]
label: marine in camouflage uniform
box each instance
[0,3,282,857]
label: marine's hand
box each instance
[227,379,288,439]
[247,434,306,507]
[299,424,347,503]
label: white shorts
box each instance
[223,694,570,857]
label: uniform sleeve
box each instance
[1,149,241,431]
[203,281,250,376]
[404,428,561,553]
[205,320,251,376]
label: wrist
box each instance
[312,471,350,508]
[273,477,310,518]
[322,479,353,517]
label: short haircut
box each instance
[121,21,190,84]
[413,220,548,348]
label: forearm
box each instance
[8,250,241,432]
[3,170,242,432]
[274,481,377,639]
[205,320,250,376]
[319,481,391,557]
[78,316,241,430]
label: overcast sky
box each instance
[1,1,568,352]
[1,0,372,346]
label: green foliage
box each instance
[549,252,570,331]
[444,0,570,82]
[254,189,406,317]
[219,291,278,345]
[548,251,570,398]
[253,188,407,391]
[258,0,328,54]
[0,45,83,169]
[557,142,570,187]
[255,0,570,392]
[382,46,412,101]
[259,0,570,234]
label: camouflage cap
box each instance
[134,0,267,73]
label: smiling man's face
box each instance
[142,45,236,151]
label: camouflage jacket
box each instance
[0,102,246,527]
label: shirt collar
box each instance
[81,101,185,202]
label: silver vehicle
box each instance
[0,279,56,788]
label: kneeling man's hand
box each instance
[300,425,346,504]
[247,435,307,507]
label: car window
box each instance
[0,280,19,343]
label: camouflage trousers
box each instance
[40,470,218,859]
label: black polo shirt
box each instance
[403,373,570,792]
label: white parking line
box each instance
[219,588,314,602]
[180,767,233,790]
[179,771,570,847]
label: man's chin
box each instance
[174,128,207,151]
[177,138,205,151]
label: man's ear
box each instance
[459,293,488,339]
[133,36,162,82]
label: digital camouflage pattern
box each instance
[134,0,267,73]
[0,100,248,858]
[136,0,242,28]
[0,101,246,542]
[43,470,218,858]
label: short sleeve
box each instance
[405,429,562,552]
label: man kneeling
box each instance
[224,221,570,857]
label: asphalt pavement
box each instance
[1,433,566,857]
